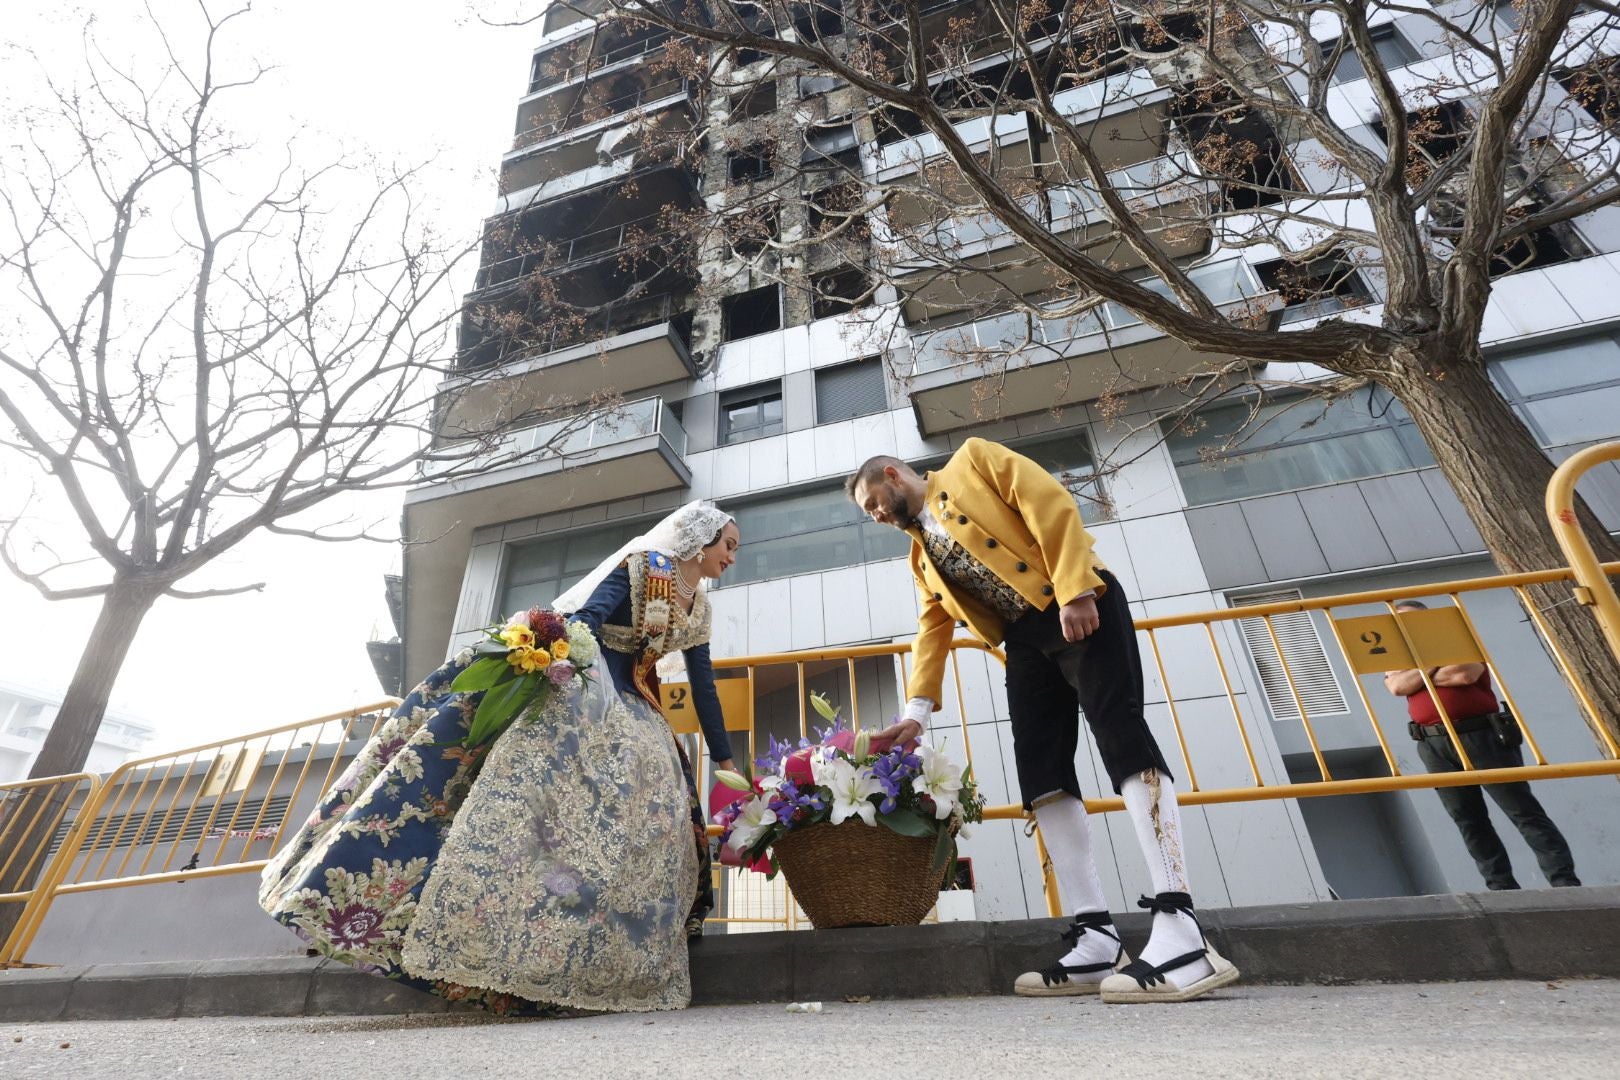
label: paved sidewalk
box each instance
[4,979,1614,1079]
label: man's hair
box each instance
[1394,599,1428,611]
[844,455,912,500]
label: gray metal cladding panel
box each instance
[1418,468,1485,552]
[1239,493,1331,581]
[1295,484,1394,572]
[1184,503,1268,588]
[1358,472,1462,562]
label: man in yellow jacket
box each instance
[851,438,1238,1004]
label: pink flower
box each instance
[545,661,574,687]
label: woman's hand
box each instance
[714,758,737,774]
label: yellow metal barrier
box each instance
[0,701,397,967]
[0,773,100,965]
[1547,442,1620,697]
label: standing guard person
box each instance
[849,438,1240,1003]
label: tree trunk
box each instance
[0,579,160,954]
[1384,350,1620,755]
[28,579,161,780]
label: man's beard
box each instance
[885,487,919,531]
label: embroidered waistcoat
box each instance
[598,551,713,662]
[917,518,1033,624]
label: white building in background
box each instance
[0,681,157,783]
[399,1,1620,920]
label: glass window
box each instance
[498,520,649,618]
[1320,26,1419,84]
[1166,391,1434,505]
[815,358,888,423]
[725,484,911,586]
[719,383,784,445]
[1017,431,1110,522]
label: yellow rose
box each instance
[529,647,552,671]
[550,639,570,661]
[501,625,535,649]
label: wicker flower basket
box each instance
[772,820,950,929]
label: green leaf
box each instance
[464,674,537,747]
[877,808,935,838]
[451,656,511,692]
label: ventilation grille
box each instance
[48,792,292,857]
[1233,590,1350,720]
[815,358,887,423]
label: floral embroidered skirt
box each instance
[258,659,699,1015]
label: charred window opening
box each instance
[728,142,776,183]
[875,105,927,146]
[811,266,870,319]
[1554,57,1620,132]
[1255,254,1374,323]
[791,0,844,39]
[1371,100,1472,185]
[722,284,783,340]
[1129,13,1200,54]
[729,207,780,256]
[803,119,861,172]
[808,182,866,240]
[731,82,778,121]
[1175,87,1300,209]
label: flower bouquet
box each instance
[448,607,599,751]
[712,694,983,928]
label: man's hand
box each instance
[1059,594,1101,642]
[875,718,924,745]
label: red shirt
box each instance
[1404,668,1498,725]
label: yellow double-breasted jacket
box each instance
[905,437,1108,708]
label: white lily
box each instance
[713,769,752,791]
[726,797,777,851]
[912,745,965,820]
[808,745,840,787]
[824,758,885,826]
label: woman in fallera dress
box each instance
[257,501,741,1015]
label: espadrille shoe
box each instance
[1013,911,1130,997]
[1098,893,1240,1004]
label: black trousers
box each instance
[1003,569,1172,807]
[1414,728,1580,890]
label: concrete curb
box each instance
[5,886,1618,1021]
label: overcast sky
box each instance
[0,1,539,751]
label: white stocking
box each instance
[1120,769,1215,987]
[1033,794,1117,971]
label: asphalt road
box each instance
[5,979,1613,1079]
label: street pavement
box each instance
[4,979,1614,1078]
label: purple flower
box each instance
[545,661,574,687]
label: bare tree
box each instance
[0,2,607,787]
[483,0,1620,749]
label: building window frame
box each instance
[719,381,785,445]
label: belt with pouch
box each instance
[1407,714,1493,741]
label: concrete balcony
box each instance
[906,259,1280,435]
[444,308,696,437]
[402,396,690,677]
[513,74,692,153]
[889,152,1216,318]
[875,69,1169,184]
[500,87,698,198]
